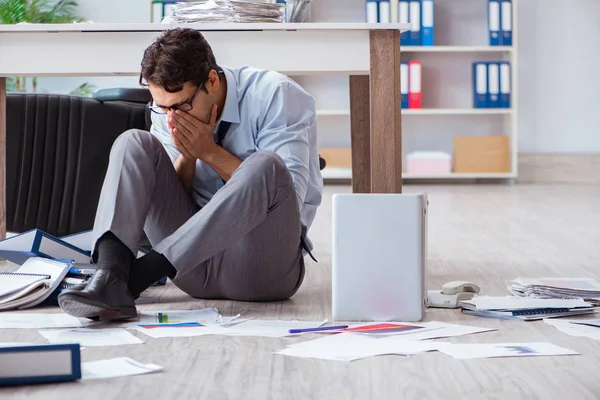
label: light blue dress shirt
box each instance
[150,65,323,239]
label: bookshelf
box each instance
[316,0,519,182]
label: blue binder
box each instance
[399,0,410,44]
[473,62,488,108]
[379,0,391,22]
[0,343,81,386]
[500,0,512,46]
[421,0,434,46]
[408,0,421,45]
[0,229,91,265]
[487,62,500,108]
[488,0,500,46]
[366,0,379,23]
[401,62,409,108]
[499,61,511,108]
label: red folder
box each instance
[408,61,422,109]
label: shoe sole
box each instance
[59,295,137,321]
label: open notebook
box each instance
[0,258,72,311]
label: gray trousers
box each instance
[91,129,305,301]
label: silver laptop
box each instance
[332,193,428,322]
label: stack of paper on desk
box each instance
[168,0,285,24]
[509,277,600,304]
[460,296,596,321]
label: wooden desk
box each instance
[0,22,410,239]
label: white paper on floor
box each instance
[276,333,444,362]
[436,342,578,360]
[544,318,600,342]
[39,328,143,346]
[120,308,242,329]
[398,321,497,340]
[134,319,327,339]
[81,357,162,380]
[0,313,83,329]
[217,319,328,338]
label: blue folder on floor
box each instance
[0,343,81,386]
[0,229,91,265]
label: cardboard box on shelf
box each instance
[453,136,510,173]
[318,148,352,169]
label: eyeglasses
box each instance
[149,83,204,115]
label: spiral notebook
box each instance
[462,307,596,321]
[460,296,596,321]
[0,258,72,311]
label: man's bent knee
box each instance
[111,129,161,159]
[243,151,291,182]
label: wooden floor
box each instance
[2,183,600,399]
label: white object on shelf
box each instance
[406,151,452,175]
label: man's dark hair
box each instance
[139,28,220,93]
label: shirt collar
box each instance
[218,67,241,125]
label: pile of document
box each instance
[167,0,286,23]
[509,277,600,304]
[459,295,596,321]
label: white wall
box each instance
[35,0,600,154]
[34,0,149,94]
[517,0,600,153]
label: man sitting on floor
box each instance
[58,27,323,321]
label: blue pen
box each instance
[289,325,348,334]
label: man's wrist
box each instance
[178,154,196,165]
[201,144,224,166]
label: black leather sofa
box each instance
[7,89,326,237]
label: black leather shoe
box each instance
[58,270,137,321]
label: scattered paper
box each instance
[544,319,600,342]
[121,308,241,329]
[133,325,224,339]
[276,333,443,362]
[134,319,326,339]
[81,357,162,380]
[218,319,328,338]
[570,319,600,328]
[436,342,578,360]
[39,328,143,346]
[0,313,83,329]
[343,323,429,335]
[399,321,497,340]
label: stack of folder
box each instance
[366,0,434,46]
[509,278,600,305]
[169,0,286,23]
[459,296,596,321]
[488,0,512,46]
[473,61,511,109]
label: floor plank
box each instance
[2,184,600,399]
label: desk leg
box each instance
[349,75,371,193]
[369,30,402,193]
[0,77,5,240]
